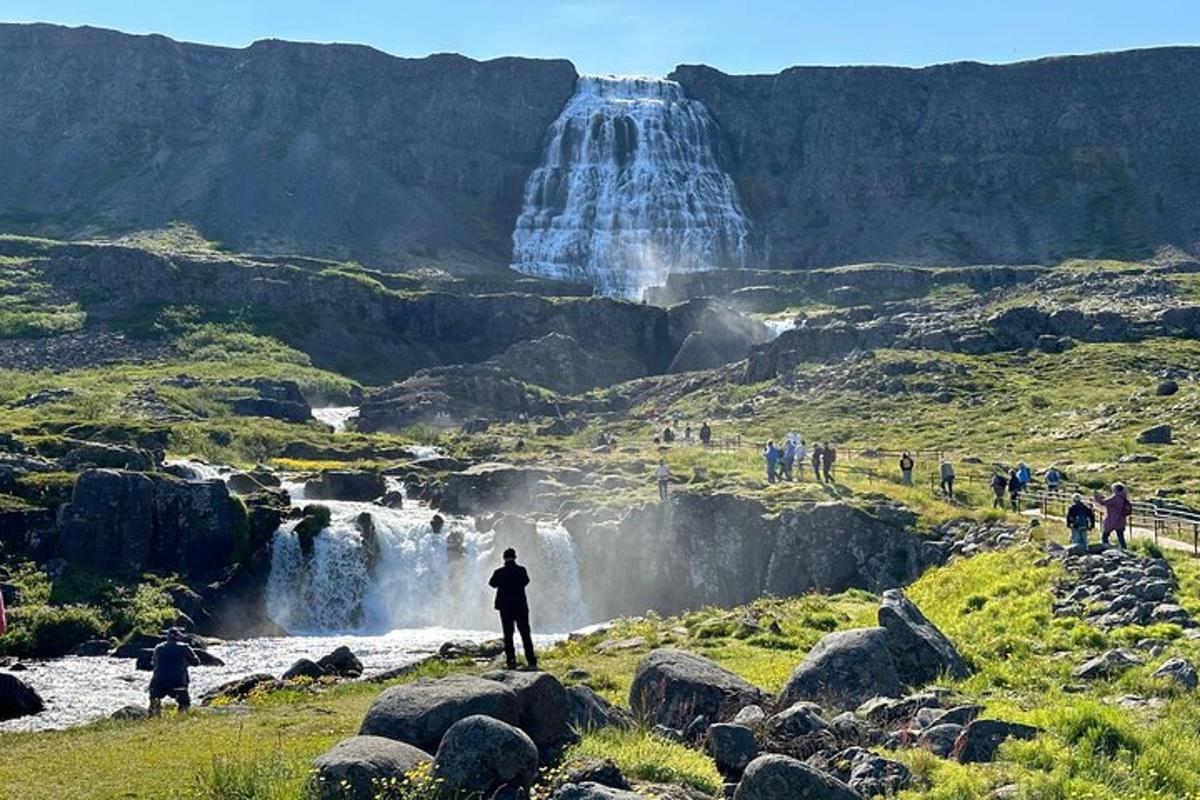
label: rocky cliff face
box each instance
[673,49,1200,268]
[0,24,577,269]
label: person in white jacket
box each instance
[795,439,808,480]
[656,459,670,502]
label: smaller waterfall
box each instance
[511,75,752,298]
[266,495,590,634]
[311,406,360,432]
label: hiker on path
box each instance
[990,472,1007,509]
[0,588,7,637]
[811,444,824,483]
[1094,483,1133,549]
[899,452,915,486]
[1016,461,1031,488]
[823,444,837,483]
[764,441,780,483]
[939,460,956,501]
[1066,493,1096,548]
[662,426,675,444]
[656,459,670,502]
[699,421,712,448]
[796,439,808,480]
[489,548,537,670]
[1008,469,1023,512]
[149,627,200,715]
[1045,465,1063,493]
[684,425,692,442]
[781,438,796,481]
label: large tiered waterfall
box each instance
[511,75,752,298]
[265,485,588,635]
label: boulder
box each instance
[433,715,539,796]
[60,441,154,471]
[283,658,328,681]
[707,723,759,776]
[1151,657,1198,689]
[359,674,519,752]
[764,702,828,740]
[629,649,770,731]
[733,754,861,800]
[438,463,553,515]
[1073,649,1143,680]
[878,589,969,684]
[952,719,1039,763]
[311,735,432,800]
[566,685,634,732]
[831,747,911,797]
[0,673,45,721]
[482,670,572,748]
[318,646,364,678]
[202,673,284,704]
[779,628,902,711]
[919,723,965,757]
[110,704,150,721]
[1137,424,1173,445]
[1156,379,1180,396]
[556,758,631,791]
[553,783,643,800]
[304,471,386,501]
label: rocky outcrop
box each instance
[674,49,1200,269]
[0,673,45,721]
[358,675,519,753]
[732,754,861,800]
[1052,546,1196,630]
[487,333,646,394]
[0,23,577,269]
[438,463,555,515]
[565,685,634,732]
[304,471,386,502]
[56,469,245,574]
[432,715,540,796]
[481,670,572,749]
[878,589,970,684]
[311,736,432,800]
[628,649,770,732]
[779,628,902,711]
[566,494,939,620]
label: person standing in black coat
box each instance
[489,547,537,670]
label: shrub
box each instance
[1,604,106,657]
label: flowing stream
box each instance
[511,75,751,298]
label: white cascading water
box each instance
[266,483,589,635]
[511,75,752,298]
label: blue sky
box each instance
[2,1,1197,75]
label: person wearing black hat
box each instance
[488,547,537,670]
[149,627,200,715]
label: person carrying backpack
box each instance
[764,441,780,484]
[1066,493,1095,548]
[811,444,824,483]
[1045,465,1063,493]
[990,472,1007,508]
[699,421,712,448]
[1008,470,1023,512]
[899,452,914,486]
[823,445,837,483]
[1094,483,1133,549]
[939,460,956,501]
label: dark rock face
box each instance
[878,589,970,684]
[732,754,861,800]
[707,722,759,776]
[674,49,1200,269]
[0,673,45,721]
[487,333,646,394]
[318,646,365,678]
[304,471,386,502]
[778,627,902,711]
[628,649,770,732]
[553,783,642,800]
[565,685,634,733]
[481,670,572,749]
[358,675,519,753]
[283,658,327,681]
[311,735,431,800]
[0,23,577,269]
[56,469,243,574]
[228,379,311,423]
[1137,424,1173,444]
[1152,657,1198,689]
[432,715,539,796]
[438,463,553,515]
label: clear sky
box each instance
[2,0,1198,76]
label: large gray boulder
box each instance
[629,649,770,731]
[359,675,518,752]
[878,589,969,685]
[733,754,862,800]
[311,735,431,800]
[707,723,759,776]
[779,628,902,711]
[1152,657,1198,690]
[765,702,829,740]
[482,670,572,748]
[952,719,1039,763]
[566,685,634,732]
[0,673,45,721]
[433,715,539,796]
[554,784,643,800]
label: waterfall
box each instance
[311,406,359,432]
[265,496,590,634]
[511,75,752,298]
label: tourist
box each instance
[699,421,712,447]
[1094,483,1133,549]
[811,443,824,483]
[939,460,956,501]
[662,425,675,443]
[781,438,796,481]
[1016,461,1031,488]
[656,458,670,502]
[1066,493,1095,548]
[1007,469,1023,511]
[0,587,6,637]
[148,627,200,716]
[823,444,837,483]
[899,452,915,485]
[1045,464,1063,494]
[764,441,780,483]
[796,439,807,480]
[488,548,537,671]
[684,424,692,442]
[990,472,1007,508]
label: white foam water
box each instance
[311,406,360,432]
[511,75,752,298]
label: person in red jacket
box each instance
[1094,483,1133,549]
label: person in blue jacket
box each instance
[764,441,780,483]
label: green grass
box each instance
[566,728,723,794]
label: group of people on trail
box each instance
[658,421,713,448]
[896,452,956,500]
[1074,483,1133,549]
[764,435,835,483]
[990,461,1034,511]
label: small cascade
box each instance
[163,458,229,481]
[265,494,590,634]
[311,406,360,432]
[511,75,752,298]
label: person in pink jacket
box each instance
[1094,483,1132,549]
